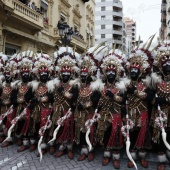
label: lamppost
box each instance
[57,21,73,47]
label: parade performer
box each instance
[50,47,79,159]
[151,41,170,170]
[74,46,105,162]
[0,55,18,147]
[125,37,154,168]
[12,51,35,152]
[28,53,54,155]
[96,48,126,169]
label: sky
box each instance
[121,0,161,43]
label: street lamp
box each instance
[57,21,73,46]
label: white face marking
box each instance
[40,72,48,76]
[62,72,71,75]
[106,70,115,75]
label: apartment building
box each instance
[124,17,136,48]
[160,0,168,40]
[95,0,125,50]
[0,0,95,56]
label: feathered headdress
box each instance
[33,52,53,75]
[16,51,35,74]
[153,40,170,69]
[0,52,8,72]
[54,47,79,73]
[126,34,155,75]
[3,54,18,78]
[100,48,124,79]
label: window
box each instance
[101,25,105,29]
[101,34,105,38]
[40,0,48,17]
[101,7,105,11]
[5,43,20,57]
[101,15,105,20]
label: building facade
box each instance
[124,17,136,48]
[0,0,95,57]
[95,0,125,50]
[160,0,168,40]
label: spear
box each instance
[48,108,72,145]
[85,108,101,152]
[155,94,170,150]
[121,101,138,170]
[0,105,13,125]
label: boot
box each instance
[67,143,74,159]
[48,141,55,155]
[17,138,29,152]
[102,150,111,166]
[138,151,148,168]
[157,153,166,170]
[78,147,88,161]
[16,134,22,146]
[127,151,137,168]
[29,138,36,151]
[88,152,94,162]
[55,144,66,158]
[37,143,47,157]
[112,152,120,169]
[49,146,55,155]
[1,137,13,148]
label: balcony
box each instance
[113,21,123,27]
[112,39,122,44]
[53,29,87,51]
[113,1,123,9]
[161,4,166,13]
[112,12,123,18]
[1,0,43,30]
[161,15,166,24]
[71,35,87,51]
[113,30,122,35]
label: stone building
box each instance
[0,0,95,57]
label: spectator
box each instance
[31,2,36,10]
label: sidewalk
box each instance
[0,144,170,170]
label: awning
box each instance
[41,0,48,10]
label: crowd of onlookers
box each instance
[68,27,84,40]
[19,0,43,15]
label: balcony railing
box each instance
[161,4,166,13]
[113,30,122,35]
[1,0,43,30]
[112,39,122,44]
[113,21,123,26]
[112,12,123,18]
[72,35,87,50]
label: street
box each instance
[0,144,169,170]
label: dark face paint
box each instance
[106,70,116,84]
[40,72,48,83]
[80,72,88,83]
[130,68,140,81]
[162,60,170,76]
[21,72,30,83]
[61,72,71,83]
